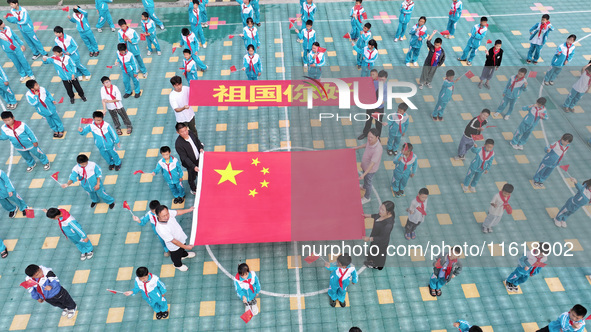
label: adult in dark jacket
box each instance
[174,122,204,194]
[419,30,446,89]
[479,40,503,89]
[362,200,395,270]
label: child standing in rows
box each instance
[404,187,428,240]
[151,146,185,204]
[234,263,260,315]
[141,12,161,56]
[79,111,122,171]
[481,183,513,233]
[349,0,365,42]
[432,70,460,121]
[100,76,133,135]
[429,246,462,297]
[457,16,487,66]
[544,35,576,86]
[505,242,549,292]
[124,267,169,320]
[61,154,116,209]
[394,0,414,42]
[478,40,503,90]
[0,111,50,172]
[494,67,528,120]
[462,139,495,193]
[326,254,357,307]
[445,0,462,39]
[405,16,428,67]
[510,97,548,150]
[554,178,591,228]
[562,63,591,113]
[45,208,94,261]
[391,143,417,197]
[25,80,64,138]
[0,168,27,218]
[383,102,409,156]
[352,39,378,77]
[353,23,372,70]
[295,20,316,67]
[527,14,554,64]
[418,31,445,89]
[532,133,572,188]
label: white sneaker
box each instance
[19,76,27,82]
[157,51,161,56]
[78,76,83,80]
[560,221,567,228]
[461,183,469,192]
[182,251,196,260]
[454,155,461,161]
[361,197,371,204]
[86,251,94,259]
[26,163,37,172]
[80,253,87,261]
[466,61,472,66]
[29,75,35,80]
[159,25,165,30]
[84,76,91,81]
[43,163,50,170]
[413,62,418,66]
[97,28,103,33]
[31,54,41,60]
[426,83,432,88]
[62,308,68,316]
[303,63,308,68]
[418,84,424,90]
[470,186,476,193]
[202,43,207,49]
[394,38,399,42]
[509,142,519,150]
[504,115,510,120]
[190,190,196,195]
[494,112,501,118]
[147,50,152,56]
[67,307,77,319]
[175,264,189,272]
[517,145,524,150]
[554,218,561,227]
[251,303,259,315]
[143,72,148,78]
[111,28,116,32]
[405,63,411,67]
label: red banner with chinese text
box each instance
[188,78,376,107]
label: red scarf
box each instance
[532,106,542,121]
[183,59,192,77]
[164,158,174,179]
[564,44,571,65]
[493,48,500,66]
[7,121,25,149]
[53,56,69,73]
[451,1,458,15]
[499,190,511,212]
[415,195,426,216]
[235,273,255,292]
[305,29,312,42]
[530,256,543,276]
[94,121,108,141]
[0,29,16,50]
[58,36,67,53]
[431,47,442,66]
[248,55,255,72]
[150,213,158,226]
[538,21,550,37]
[480,147,493,170]
[401,151,414,170]
[552,142,568,163]
[445,256,456,278]
[367,49,374,68]
[31,89,47,109]
[142,273,153,297]
[80,164,88,184]
[57,210,70,237]
[477,25,485,35]
[33,276,46,300]
[247,27,255,40]
[76,13,84,30]
[14,10,22,22]
[338,268,349,288]
[119,52,128,74]
[184,35,192,52]
[397,114,404,133]
[105,85,119,108]
[510,76,524,92]
[403,1,413,11]
[304,4,313,18]
[314,52,321,64]
[143,21,149,34]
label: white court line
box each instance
[189,152,205,244]
[537,32,591,218]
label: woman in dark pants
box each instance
[362,200,395,270]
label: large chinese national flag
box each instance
[191,149,364,245]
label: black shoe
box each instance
[179,197,185,204]
[22,210,26,216]
[339,300,346,307]
[392,151,398,156]
[173,197,179,204]
[90,202,97,208]
[114,164,121,171]
[135,91,142,98]
[89,52,94,57]
[95,51,100,56]
[109,203,115,209]
[156,312,163,320]
[357,133,367,140]
[437,116,443,121]
[329,298,336,307]
[399,190,404,196]
[70,98,75,104]
[526,60,532,64]
[161,311,168,319]
[123,93,131,99]
[81,96,87,102]
[8,209,17,218]
[109,164,115,170]
[432,116,438,121]
[387,150,394,156]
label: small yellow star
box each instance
[261,167,270,175]
[214,162,243,185]
[251,158,260,166]
[248,189,258,197]
[260,180,269,188]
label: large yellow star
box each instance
[260,180,269,188]
[251,158,260,166]
[261,167,270,175]
[248,189,258,197]
[214,162,243,185]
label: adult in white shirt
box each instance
[168,75,197,137]
[100,76,132,135]
[154,205,196,271]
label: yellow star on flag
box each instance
[251,158,260,166]
[260,180,269,188]
[249,189,258,197]
[214,162,243,185]
[261,167,270,175]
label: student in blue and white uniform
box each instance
[124,267,169,320]
[0,111,50,172]
[45,208,94,261]
[527,14,554,64]
[68,7,99,56]
[189,0,207,47]
[25,80,64,138]
[394,0,414,42]
[445,0,462,38]
[115,43,141,98]
[53,26,91,80]
[554,178,591,228]
[543,35,576,85]
[494,67,528,120]
[141,12,161,56]
[0,168,27,218]
[61,154,115,209]
[242,44,263,80]
[132,200,170,256]
[118,19,148,76]
[0,20,34,82]
[532,133,573,188]
[0,66,17,109]
[152,146,186,203]
[79,111,122,171]
[43,46,87,105]
[95,0,116,32]
[457,17,488,65]
[142,0,165,29]
[405,16,428,66]
[6,0,47,59]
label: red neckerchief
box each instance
[445,256,456,278]
[451,1,458,15]
[235,273,255,292]
[475,116,484,130]
[80,164,88,184]
[75,13,84,30]
[247,27,255,40]
[7,121,25,149]
[105,85,119,108]
[33,276,46,300]
[530,256,543,276]
[510,76,524,92]
[403,1,413,10]
[0,29,16,50]
[415,195,427,215]
[551,141,568,163]
[150,213,158,226]
[538,21,550,37]
[499,190,511,211]
[564,44,571,65]
[58,36,67,53]
[355,6,363,23]
[241,4,248,13]
[119,52,128,74]
[31,89,48,109]
[397,113,404,133]
[14,10,22,22]
[164,158,174,179]
[143,20,149,34]
[480,147,493,170]
[94,121,108,141]
[477,24,485,35]
[183,58,193,77]
[532,106,542,121]
[367,49,374,68]
[142,273,153,297]
[402,151,414,170]
[57,210,71,237]
[248,55,255,72]
[337,268,349,288]
[184,35,193,52]
[314,52,321,64]
[304,4,313,18]
[53,55,69,73]
[431,47,441,66]
[493,48,500,66]
[305,29,312,41]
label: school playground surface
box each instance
[0,0,591,331]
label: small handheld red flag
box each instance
[486,39,492,44]
[343,33,350,39]
[440,30,450,35]
[51,172,59,182]
[80,118,93,124]
[58,97,64,104]
[230,65,237,72]
[62,6,69,12]
[289,18,296,23]
[559,165,570,172]
[304,255,320,264]
[106,289,126,294]
[123,201,131,210]
[472,134,484,141]
[528,71,537,78]
[465,70,475,79]
[371,112,380,120]
[485,125,496,128]
[318,47,326,53]
[179,67,184,70]
[140,33,146,41]
[172,47,177,54]
[362,12,367,20]
[25,209,34,218]
[586,315,591,320]
[133,170,144,175]
[228,34,234,39]
[20,280,38,289]
[289,22,294,29]
[240,309,253,323]
[106,65,113,69]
